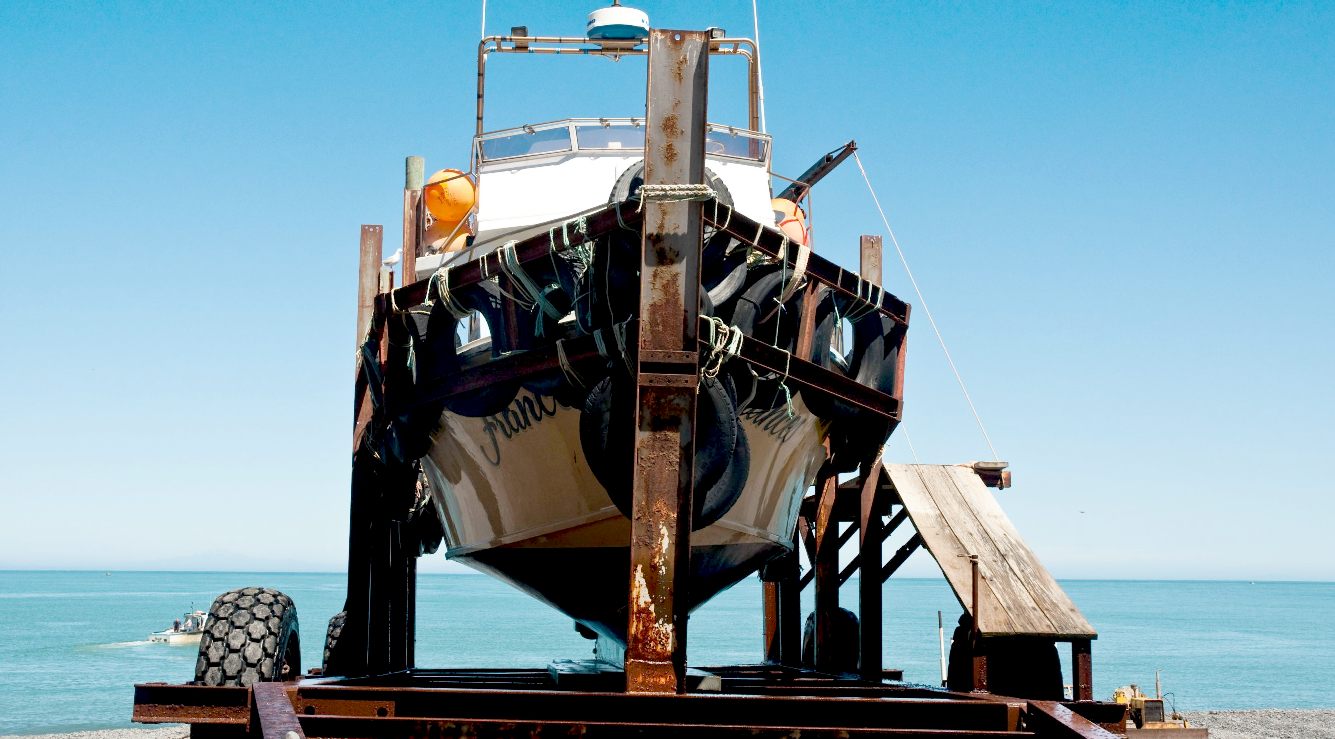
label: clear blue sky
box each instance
[1,1,1331,580]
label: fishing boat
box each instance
[390,4,903,644]
[148,610,207,645]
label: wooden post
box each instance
[624,28,709,695]
[402,156,424,287]
[1072,639,1093,701]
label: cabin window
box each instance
[705,129,768,161]
[575,124,646,151]
[479,126,573,162]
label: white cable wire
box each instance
[751,0,767,133]
[899,426,922,464]
[853,151,1001,462]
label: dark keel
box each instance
[462,541,783,644]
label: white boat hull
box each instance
[421,387,826,642]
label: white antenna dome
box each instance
[587,3,649,41]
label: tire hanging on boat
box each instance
[803,286,900,471]
[402,278,521,419]
[578,372,748,530]
[719,265,807,412]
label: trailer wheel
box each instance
[322,611,346,673]
[194,587,300,687]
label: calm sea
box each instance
[0,571,1331,734]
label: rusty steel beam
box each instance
[812,462,841,671]
[132,684,252,727]
[299,715,1020,739]
[387,202,642,310]
[289,684,1018,730]
[857,458,884,681]
[623,27,710,695]
[1072,639,1094,702]
[357,225,382,345]
[402,157,423,286]
[253,683,305,739]
[704,207,909,326]
[880,532,924,583]
[1025,701,1121,739]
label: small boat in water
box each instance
[149,610,207,645]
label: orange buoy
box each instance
[771,197,808,245]
[423,169,476,224]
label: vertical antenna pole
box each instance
[624,28,709,694]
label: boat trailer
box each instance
[135,27,1127,739]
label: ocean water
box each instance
[0,571,1331,734]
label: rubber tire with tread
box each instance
[195,586,300,687]
[323,610,346,673]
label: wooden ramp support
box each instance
[884,463,1097,699]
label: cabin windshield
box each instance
[475,119,769,165]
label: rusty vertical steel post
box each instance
[812,462,840,671]
[357,226,382,345]
[857,236,885,681]
[1072,639,1093,701]
[762,575,780,663]
[402,157,424,287]
[623,28,709,695]
[778,530,801,664]
[858,461,884,680]
[970,554,988,691]
[760,543,799,665]
[342,225,385,677]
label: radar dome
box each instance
[586,3,649,41]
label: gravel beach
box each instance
[0,729,186,739]
[5,711,1334,739]
[1182,709,1335,738]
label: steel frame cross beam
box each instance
[624,28,710,694]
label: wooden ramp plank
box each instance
[885,464,1095,639]
[885,465,1018,635]
[940,466,1093,638]
[914,464,1050,635]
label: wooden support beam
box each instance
[624,28,709,695]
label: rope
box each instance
[498,240,563,334]
[427,264,472,321]
[776,349,795,419]
[701,316,744,380]
[852,150,1000,461]
[556,339,586,392]
[637,183,716,211]
[777,237,810,304]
